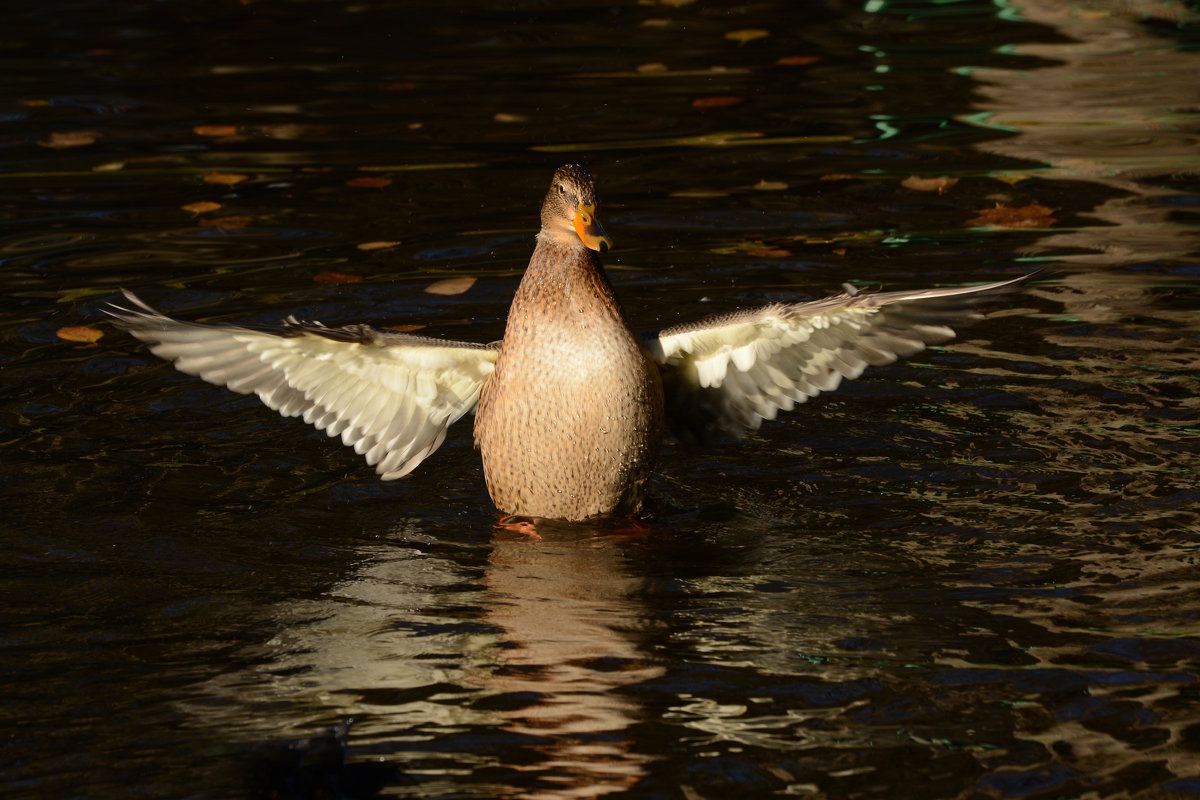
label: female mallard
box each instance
[108,164,1032,522]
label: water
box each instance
[2,1,1199,798]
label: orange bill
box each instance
[572,204,613,252]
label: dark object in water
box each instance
[246,719,410,800]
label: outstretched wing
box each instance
[644,274,1034,444]
[106,290,498,479]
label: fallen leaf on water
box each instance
[777,55,820,67]
[197,215,253,229]
[346,176,392,189]
[670,189,729,198]
[494,112,528,123]
[969,202,1057,228]
[357,240,402,251]
[382,323,426,333]
[193,124,238,137]
[991,172,1036,186]
[313,272,363,284]
[203,172,248,186]
[832,247,847,256]
[901,175,959,194]
[20,98,50,107]
[39,131,99,148]
[259,123,310,140]
[713,241,792,258]
[819,173,856,182]
[637,62,669,73]
[57,325,103,343]
[92,161,125,172]
[753,179,788,191]
[725,28,769,44]
[692,95,743,109]
[181,201,222,214]
[424,276,477,296]
[745,245,791,258]
[788,230,882,244]
[640,18,672,27]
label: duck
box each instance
[107,164,1033,522]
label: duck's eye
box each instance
[558,183,568,195]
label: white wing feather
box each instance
[646,275,1033,443]
[106,290,497,479]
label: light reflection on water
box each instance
[967,0,1200,275]
[1,1,1199,798]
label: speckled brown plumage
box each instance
[475,167,664,520]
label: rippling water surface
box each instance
[3,2,1199,798]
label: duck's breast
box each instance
[475,246,664,520]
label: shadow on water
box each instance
[2,1,1199,798]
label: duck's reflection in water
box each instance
[482,524,663,799]
[184,522,661,798]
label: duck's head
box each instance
[540,164,613,253]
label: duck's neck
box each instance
[512,235,626,328]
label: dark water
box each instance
[3,1,1200,798]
